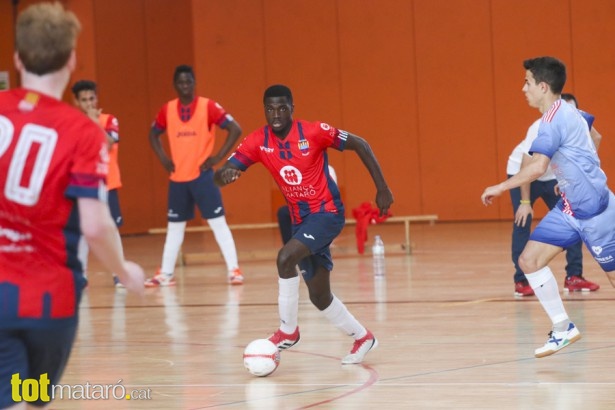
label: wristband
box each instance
[520,200,531,205]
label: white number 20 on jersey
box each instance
[0,115,57,206]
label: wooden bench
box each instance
[373,215,438,254]
[148,214,438,265]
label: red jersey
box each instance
[230,120,346,223]
[0,88,108,328]
[153,97,231,182]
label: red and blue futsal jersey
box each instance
[0,88,108,328]
[229,120,346,223]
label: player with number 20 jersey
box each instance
[0,88,108,328]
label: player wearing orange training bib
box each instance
[72,79,126,288]
[146,65,244,287]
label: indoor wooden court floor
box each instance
[55,221,615,409]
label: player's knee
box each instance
[309,291,332,311]
[276,248,298,278]
[518,252,538,274]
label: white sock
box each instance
[161,221,186,275]
[526,266,569,326]
[207,215,239,272]
[278,276,300,333]
[322,295,367,340]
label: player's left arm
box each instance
[344,133,393,216]
[104,115,119,150]
[205,117,241,168]
[202,103,242,170]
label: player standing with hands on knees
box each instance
[481,57,615,358]
[215,85,393,364]
[0,3,144,408]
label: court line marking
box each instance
[71,340,380,409]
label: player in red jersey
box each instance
[215,85,393,364]
[0,4,144,408]
[71,79,126,288]
[145,65,244,287]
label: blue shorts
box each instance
[108,189,123,227]
[292,212,345,280]
[0,324,77,408]
[167,169,225,222]
[531,191,615,272]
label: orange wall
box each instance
[0,1,16,89]
[3,0,615,233]
[0,0,45,90]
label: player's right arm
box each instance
[482,153,549,205]
[515,153,534,227]
[214,161,242,186]
[214,130,259,186]
[149,105,175,173]
[78,197,144,294]
[149,126,174,173]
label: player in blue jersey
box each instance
[215,84,393,364]
[508,93,602,297]
[482,56,615,358]
[561,93,602,151]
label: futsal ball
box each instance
[243,339,280,377]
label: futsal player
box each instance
[0,4,144,407]
[215,84,393,364]
[482,56,615,357]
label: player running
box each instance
[482,56,615,358]
[215,84,393,364]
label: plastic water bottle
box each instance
[372,235,385,277]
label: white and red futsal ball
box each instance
[243,339,280,377]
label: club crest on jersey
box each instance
[279,165,302,185]
[298,140,310,156]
